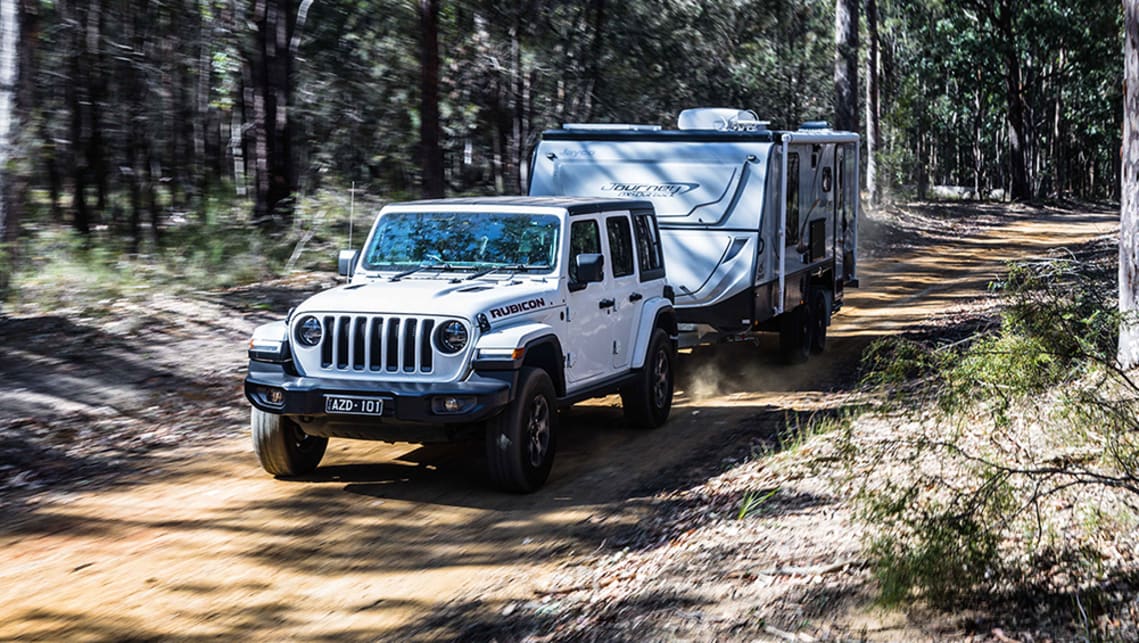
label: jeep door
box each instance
[604,213,640,369]
[565,217,613,385]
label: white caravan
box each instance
[529,108,859,362]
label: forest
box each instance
[5,1,1139,638]
[0,0,1124,296]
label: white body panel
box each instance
[530,115,860,333]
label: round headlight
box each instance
[436,320,469,354]
[295,316,323,347]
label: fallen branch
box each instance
[756,559,860,576]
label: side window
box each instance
[786,153,800,247]
[606,216,635,278]
[569,219,601,283]
[632,213,665,281]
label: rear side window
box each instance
[632,213,665,282]
[606,216,635,278]
[569,219,601,283]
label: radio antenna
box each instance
[348,181,356,249]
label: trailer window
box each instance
[786,153,800,247]
[606,216,635,278]
[632,213,665,281]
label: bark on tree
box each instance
[1120,0,1139,368]
[0,0,21,297]
[248,0,297,225]
[864,0,879,206]
[833,0,859,133]
[419,0,444,198]
[993,1,1030,200]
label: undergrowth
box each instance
[853,236,1139,627]
[7,189,379,315]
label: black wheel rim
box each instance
[651,348,670,408]
[526,394,551,468]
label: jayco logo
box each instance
[489,298,547,319]
[600,182,699,197]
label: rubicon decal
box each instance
[489,297,547,319]
[600,182,699,198]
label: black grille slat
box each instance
[386,318,401,371]
[369,317,383,371]
[403,319,418,371]
[320,316,334,367]
[420,320,435,371]
[337,317,351,368]
[353,316,367,370]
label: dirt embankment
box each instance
[0,202,1119,640]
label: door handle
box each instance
[629,292,643,302]
[598,298,615,309]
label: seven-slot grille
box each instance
[317,315,439,373]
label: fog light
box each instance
[432,396,475,415]
[266,388,284,404]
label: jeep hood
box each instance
[292,277,562,321]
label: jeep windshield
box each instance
[362,211,561,274]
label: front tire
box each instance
[485,367,558,493]
[621,328,675,429]
[251,408,328,477]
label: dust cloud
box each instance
[675,338,835,404]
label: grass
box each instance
[736,487,779,520]
[5,188,383,315]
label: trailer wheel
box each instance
[809,290,830,354]
[621,328,675,429]
[251,408,328,477]
[485,367,557,493]
[779,305,812,364]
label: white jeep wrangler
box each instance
[244,196,677,492]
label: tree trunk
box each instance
[0,0,21,297]
[833,0,859,133]
[973,82,984,197]
[66,0,92,235]
[85,0,108,216]
[247,0,296,225]
[1120,0,1139,368]
[996,2,1030,201]
[864,0,879,207]
[419,0,444,198]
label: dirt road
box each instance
[0,203,1117,640]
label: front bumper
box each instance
[244,361,514,424]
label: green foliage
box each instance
[737,487,780,520]
[860,337,946,388]
[854,244,1134,608]
[864,469,1012,605]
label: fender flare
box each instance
[629,299,678,369]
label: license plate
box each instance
[324,395,385,416]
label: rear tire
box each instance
[486,367,557,493]
[779,304,812,364]
[251,408,328,477]
[621,328,675,429]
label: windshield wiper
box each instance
[390,263,452,282]
[464,264,539,280]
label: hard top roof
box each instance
[391,195,653,215]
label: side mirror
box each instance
[574,253,605,284]
[338,249,360,278]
